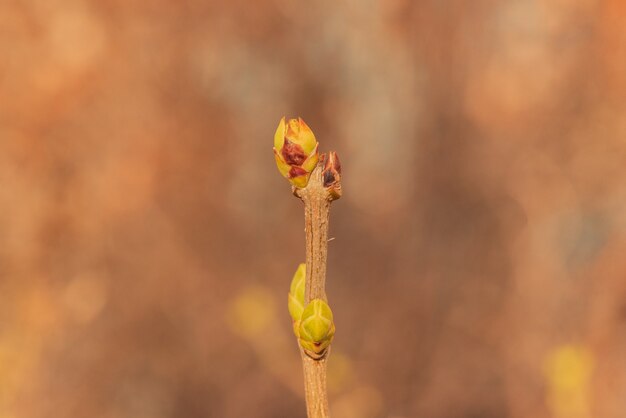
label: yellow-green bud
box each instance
[287,263,306,324]
[298,298,335,358]
[273,117,319,188]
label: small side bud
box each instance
[298,298,335,359]
[322,151,342,200]
[287,263,306,328]
[273,117,319,188]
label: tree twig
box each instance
[274,117,342,418]
[294,154,341,418]
[298,164,332,304]
[300,353,330,418]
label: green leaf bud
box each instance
[287,263,306,324]
[298,298,335,357]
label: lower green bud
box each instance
[298,299,335,358]
[286,264,336,358]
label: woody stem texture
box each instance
[274,116,342,418]
[294,160,340,418]
[301,169,331,304]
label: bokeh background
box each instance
[1,0,625,417]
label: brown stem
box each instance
[301,354,330,418]
[293,156,341,418]
[301,176,331,304]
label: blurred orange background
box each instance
[1,0,625,417]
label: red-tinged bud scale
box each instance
[273,117,319,188]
